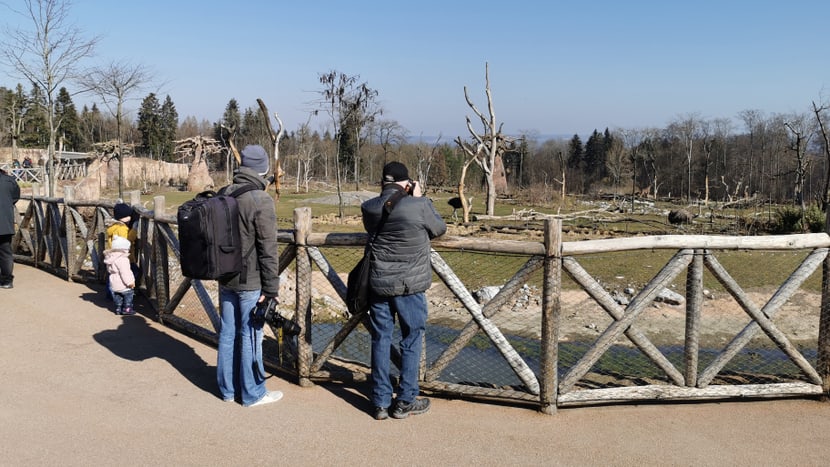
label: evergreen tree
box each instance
[80,104,105,148]
[215,98,241,142]
[0,86,8,146]
[210,99,243,173]
[1,84,29,151]
[567,134,583,168]
[159,95,178,161]
[584,129,605,187]
[137,93,162,158]
[22,85,48,147]
[55,87,83,151]
[239,106,268,148]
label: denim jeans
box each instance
[113,289,134,313]
[0,234,13,284]
[217,287,266,406]
[369,292,427,409]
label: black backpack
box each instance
[177,184,258,281]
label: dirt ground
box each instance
[427,285,822,347]
[4,263,830,466]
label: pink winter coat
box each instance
[104,248,135,292]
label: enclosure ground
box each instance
[3,264,830,466]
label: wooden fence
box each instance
[10,187,830,414]
[1,164,86,183]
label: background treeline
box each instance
[3,82,829,208]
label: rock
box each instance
[474,285,502,304]
[612,291,630,306]
[655,288,685,306]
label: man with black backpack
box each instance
[361,162,446,420]
[216,145,283,407]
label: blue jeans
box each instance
[113,289,134,313]
[0,234,13,284]
[369,292,427,408]
[217,287,266,406]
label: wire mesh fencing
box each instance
[22,194,830,409]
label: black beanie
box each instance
[113,203,131,222]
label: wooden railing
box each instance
[11,188,830,414]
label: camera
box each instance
[250,299,301,335]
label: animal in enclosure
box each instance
[667,208,695,226]
[448,196,473,221]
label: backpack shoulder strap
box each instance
[368,186,408,244]
[224,183,259,198]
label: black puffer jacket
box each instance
[217,167,280,296]
[0,171,21,236]
[361,184,447,297]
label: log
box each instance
[558,382,823,406]
[425,256,544,381]
[698,249,827,386]
[684,250,704,386]
[430,249,541,395]
[559,250,694,393]
[294,208,314,387]
[563,256,685,386]
[540,219,561,414]
[563,233,830,255]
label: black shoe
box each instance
[0,282,12,289]
[391,398,430,419]
[373,407,389,420]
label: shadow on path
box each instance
[93,314,216,396]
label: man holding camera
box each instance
[216,145,283,407]
[361,162,447,420]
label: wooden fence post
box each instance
[684,249,704,386]
[540,218,562,414]
[63,187,76,282]
[129,190,141,207]
[294,207,314,387]
[153,196,170,314]
[819,211,830,398]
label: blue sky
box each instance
[3,0,830,139]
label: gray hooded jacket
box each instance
[217,167,280,296]
[361,184,447,297]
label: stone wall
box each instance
[72,157,192,200]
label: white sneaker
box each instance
[249,390,283,407]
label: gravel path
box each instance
[2,264,830,466]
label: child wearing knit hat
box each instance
[105,202,139,301]
[104,235,136,315]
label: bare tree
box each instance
[604,129,627,191]
[811,100,830,209]
[3,84,27,160]
[294,118,318,193]
[783,112,815,227]
[316,70,380,218]
[738,109,764,195]
[0,0,98,196]
[256,98,285,201]
[455,62,511,216]
[80,61,151,199]
[669,113,702,203]
[375,119,407,171]
[413,135,441,189]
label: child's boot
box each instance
[122,307,135,315]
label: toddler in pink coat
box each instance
[104,235,136,315]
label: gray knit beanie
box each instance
[241,145,270,175]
